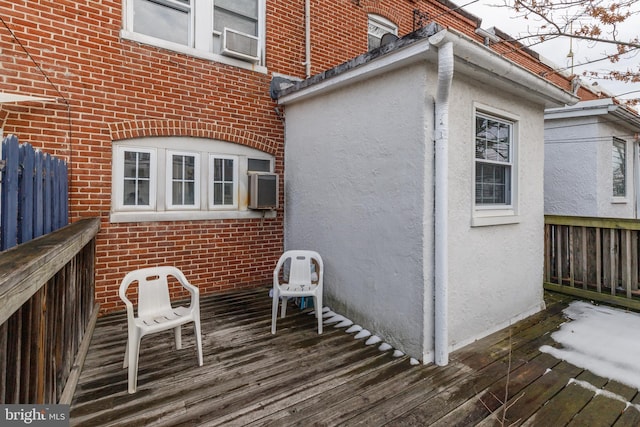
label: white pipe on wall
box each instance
[429,31,454,366]
[305,0,311,77]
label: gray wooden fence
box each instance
[1,134,69,251]
[545,215,640,311]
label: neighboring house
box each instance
[276,24,578,363]
[545,98,640,219]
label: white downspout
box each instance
[304,0,311,78]
[429,32,453,366]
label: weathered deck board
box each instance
[70,289,639,426]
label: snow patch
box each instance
[345,325,363,334]
[378,343,393,352]
[409,358,420,365]
[392,350,405,358]
[540,300,640,390]
[569,378,640,412]
[354,329,372,340]
[335,319,354,328]
[324,314,347,324]
[365,335,382,346]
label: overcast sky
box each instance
[458,0,640,105]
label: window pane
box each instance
[215,0,258,18]
[124,151,138,178]
[223,158,234,180]
[248,158,271,172]
[123,180,137,205]
[185,182,195,204]
[214,9,258,35]
[475,163,511,205]
[213,158,222,181]
[133,0,190,45]
[138,153,151,178]
[185,156,195,179]
[213,182,222,205]
[172,155,184,179]
[137,180,150,205]
[476,117,510,163]
[613,138,626,197]
[172,182,183,205]
[223,183,233,205]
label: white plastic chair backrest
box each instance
[278,251,323,287]
[288,253,312,286]
[123,267,174,318]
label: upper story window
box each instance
[112,137,275,222]
[612,137,626,198]
[472,106,519,226]
[368,14,398,50]
[123,0,265,70]
[131,0,191,45]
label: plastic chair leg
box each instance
[194,319,203,366]
[271,291,279,334]
[123,339,129,368]
[280,296,288,318]
[174,325,182,350]
[315,296,323,334]
[127,334,142,394]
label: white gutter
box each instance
[428,30,453,366]
[304,0,311,77]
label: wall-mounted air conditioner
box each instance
[221,28,259,63]
[248,172,279,210]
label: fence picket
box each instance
[19,144,35,244]
[0,135,68,251]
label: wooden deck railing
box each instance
[545,215,640,311]
[0,217,100,404]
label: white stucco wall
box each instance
[445,78,546,352]
[545,116,636,219]
[282,44,551,362]
[283,62,435,358]
[544,117,599,216]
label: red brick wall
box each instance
[0,0,594,314]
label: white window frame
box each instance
[209,154,239,210]
[167,150,200,210]
[114,146,157,211]
[472,104,519,227]
[121,0,267,73]
[612,137,627,201]
[368,14,398,50]
[111,137,275,223]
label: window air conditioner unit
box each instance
[248,172,279,210]
[221,28,259,63]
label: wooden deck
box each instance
[70,289,640,426]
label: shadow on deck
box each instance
[70,289,640,426]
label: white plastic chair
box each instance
[119,266,203,394]
[271,250,324,334]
